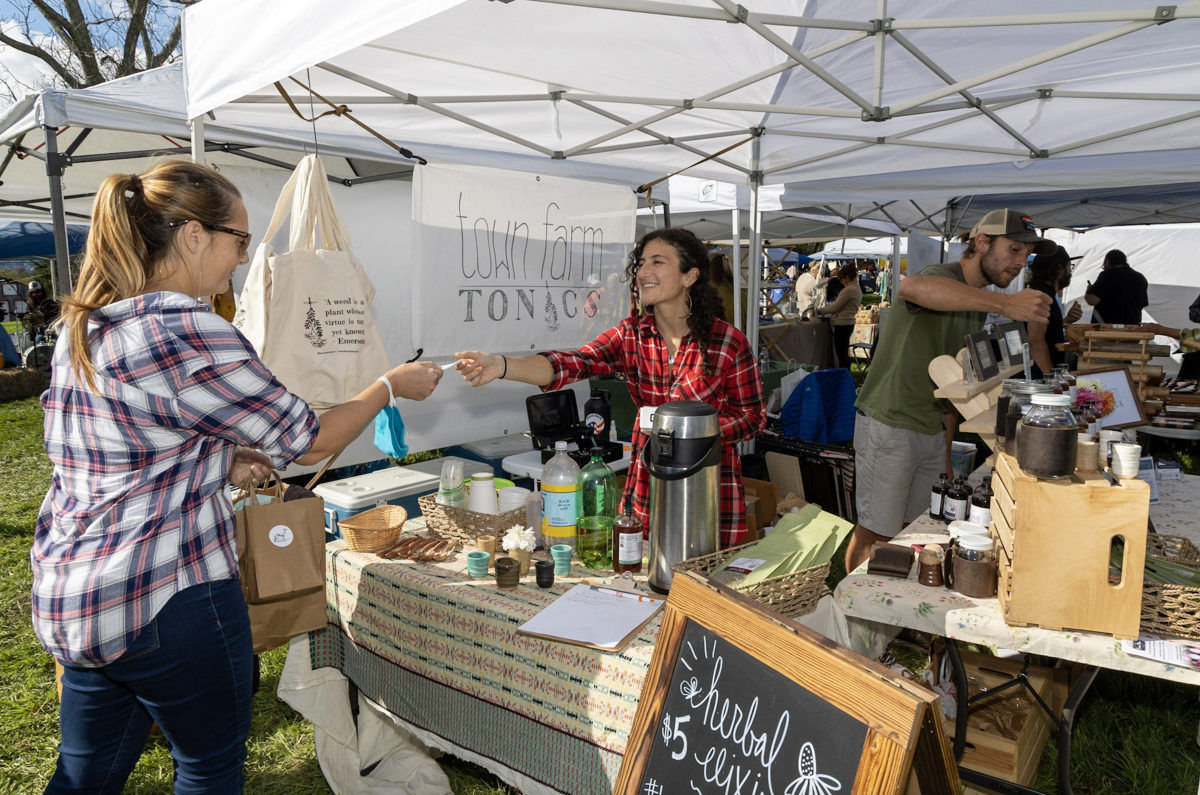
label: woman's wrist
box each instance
[499,355,508,380]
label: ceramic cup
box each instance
[1112,443,1142,478]
[494,556,520,589]
[466,550,490,578]
[1076,438,1099,473]
[550,544,573,576]
[476,535,497,567]
[535,559,555,588]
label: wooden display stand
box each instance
[991,453,1149,640]
[929,350,1022,452]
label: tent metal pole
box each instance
[732,207,742,332]
[892,234,901,305]
[892,7,1190,29]
[748,135,763,365]
[43,126,73,296]
[1048,107,1200,156]
[712,0,875,114]
[566,95,862,118]
[889,19,1159,114]
[190,116,205,165]
[1053,90,1200,102]
[873,0,887,109]
[526,0,874,30]
[317,62,556,157]
[0,133,25,181]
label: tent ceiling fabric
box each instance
[183,0,1200,197]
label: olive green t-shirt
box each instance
[855,262,986,436]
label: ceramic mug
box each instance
[466,550,490,578]
[494,556,520,589]
[550,544,573,576]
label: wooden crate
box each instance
[992,453,1149,639]
[938,650,1060,788]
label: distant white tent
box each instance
[817,237,907,259]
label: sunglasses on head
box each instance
[167,220,252,256]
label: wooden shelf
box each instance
[960,404,998,436]
[933,364,1024,401]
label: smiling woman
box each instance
[455,227,767,548]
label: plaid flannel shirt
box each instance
[543,314,765,548]
[33,293,318,666]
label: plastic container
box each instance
[313,464,441,542]
[950,441,978,481]
[1017,394,1078,479]
[444,434,535,488]
[540,441,581,551]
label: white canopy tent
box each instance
[817,236,906,259]
[180,0,1200,360]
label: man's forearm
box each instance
[898,275,1005,314]
[1029,337,1053,375]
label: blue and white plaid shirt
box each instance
[33,292,319,666]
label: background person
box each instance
[794,261,820,319]
[456,227,766,548]
[1027,244,1082,378]
[1085,249,1148,324]
[816,263,862,370]
[845,209,1055,572]
[35,161,441,794]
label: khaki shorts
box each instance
[854,411,946,538]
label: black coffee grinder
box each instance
[525,390,623,467]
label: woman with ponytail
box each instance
[36,161,441,793]
[454,227,766,548]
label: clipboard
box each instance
[517,584,666,652]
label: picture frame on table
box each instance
[1076,365,1148,430]
[995,321,1027,369]
[964,329,1000,381]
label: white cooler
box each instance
[313,464,443,540]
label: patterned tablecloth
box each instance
[308,536,655,795]
[833,473,1200,686]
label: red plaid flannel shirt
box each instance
[543,314,765,547]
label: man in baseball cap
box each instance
[845,209,1055,573]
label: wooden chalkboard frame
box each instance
[614,571,959,795]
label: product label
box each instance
[930,492,944,515]
[585,412,606,435]
[268,525,294,548]
[618,531,643,564]
[968,504,992,527]
[542,483,579,537]
[944,497,968,522]
[723,557,767,575]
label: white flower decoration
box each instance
[502,525,536,553]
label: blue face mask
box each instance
[373,376,409,460]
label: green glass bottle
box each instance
[578,441,617,568]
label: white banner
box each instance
[412,164,636,357]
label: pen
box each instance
[591,586,656,603]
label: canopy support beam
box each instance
[43,126,73,296]
[747,133,762,365]
[1048,107,1200,156]
[732,207,742,332]
[190,115,205,165]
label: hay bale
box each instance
[0,367,50,402]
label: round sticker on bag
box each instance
[269,525,294,548]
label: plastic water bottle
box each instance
[541,441,581,552]
[578,440,617,568]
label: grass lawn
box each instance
[4,393,1200,794]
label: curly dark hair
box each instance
[624,227,727,377]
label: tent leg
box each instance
[746,136,763,457]
[892,234,901,305]
[191,116,206,166]
[43,126,73,297]
[732,208,741,332]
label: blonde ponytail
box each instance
[61,161,240,392]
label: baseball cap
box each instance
[28,280,43,291]
[969,209,1057,255]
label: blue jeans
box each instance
[46,580,253,795]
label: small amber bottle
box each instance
[612,501,643,575]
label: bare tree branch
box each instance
[0,28,83,88]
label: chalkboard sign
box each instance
[615,572,959,795]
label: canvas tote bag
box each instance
[234,476,329,653]
[235,155,391,411]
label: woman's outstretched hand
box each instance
[454,351,504,387]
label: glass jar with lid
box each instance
[994,378,1027,451]
[946,533,998,598]
[1004,381,1054,457]
[1017,393,1079,478]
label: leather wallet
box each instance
[866,542,915,577]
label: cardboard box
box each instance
[742,478,778,527]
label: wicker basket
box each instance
[1141,534,1200,641]
[336,504,407,553]
[672,541,829,619]
[417,493,527,545]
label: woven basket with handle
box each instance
[336,504,407,553]
[1142,534,1200,641]
[672,541,829,619]
[417,493,527,545]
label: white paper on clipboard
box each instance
[518,584,664,650]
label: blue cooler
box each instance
[313,464,442,542]
[444,435,535,489]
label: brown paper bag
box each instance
[235,479,325,604]
[245,588,328,654]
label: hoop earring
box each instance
[683,290,692,318]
